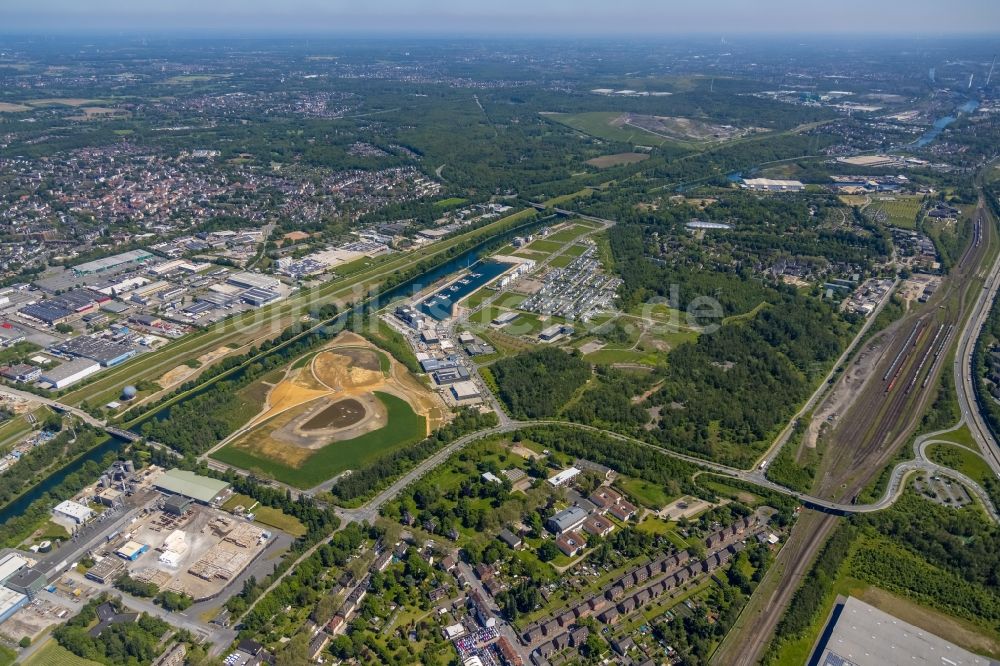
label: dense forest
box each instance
[563,298,851,466]
[490,347,592,419]
[54,597,172,665]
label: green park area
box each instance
[926,442,994,489]
[221,493,307,536]
[865,195,925,229]
[21,641,101,666]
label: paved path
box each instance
[0,385,105,428]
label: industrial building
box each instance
[85,557,126,584]
[226,271,280,291]
[18,301,75,326]
[40,358,101,389]
[491,311,519,327]
[0,587,28,624]
[420,357,460,373]
[53,499,94,525]
[129,280,172,304]
[71,249,156,276]
[4,567,46,599]
[539,324,574,342]
[741,178,805,192]
[813,596,997,665]
[116,540,149,561]
[450,381,481,401]
[433,366,470,385]
[54,335,137,367]
[0,553,27,585]
[0,323,26,347]
[240,287,282,307]
[395,305,425,330]
[163,495,194,515]
[153,469,231,505]
[0,364,41,382]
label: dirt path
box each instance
[802,327,897,451]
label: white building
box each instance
[0,553,27,584]
[226,271,280,291]
[741,178,805,192]
[40,359,101,389]
[547,467,581,487]
[53,500,94,525]
[451,381,481,401]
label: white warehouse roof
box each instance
[0,553,27,584]
[53,499,93,523]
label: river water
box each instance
[912,99,979,148]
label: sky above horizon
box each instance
[4,0,999,36]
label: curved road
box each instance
[953,197,1000,475]
[334,419,1000,527]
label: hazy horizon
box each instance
[4,0,1000,37]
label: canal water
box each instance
[0,215,554,526]
[416,259,513,321]
[0,435,127,526]
[127,213,553,428]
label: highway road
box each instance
[953,197,1000,476]
[334,418,1000,528]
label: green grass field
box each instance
[217,492,308,535]
[524,239,564,254]
[252,505,307,537]
[866,195,924,229]
[548,254,576,268]
[222,493,257,512]
[0,645,14,666]
[926,443,994,487]
[544,111,673,147]
[931,424,979,450]
[541,189,594,208]
[545,224,592,244]
[697,476,763,505]
[0,414,34,451]
[21,641,101,666]
[211,391,426,488]
[434,197,468,208]
[584,348,662,366]
[616,476,675,508]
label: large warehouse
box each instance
[814,596,996,665]
[40,358,101,389]
[0,587,27,624]
[4,567,46,599]
[153,469,230,505]
[0,553,27,585]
